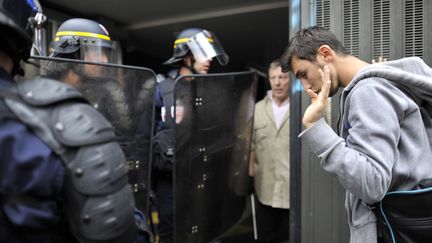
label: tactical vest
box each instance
[1,78,137,243]
[152,78,176,173]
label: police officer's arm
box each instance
[135,85,163,172]
[135,105,154,168]
[0,119,64,229]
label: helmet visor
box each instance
[80,38,119,64]
[187,31,229,66]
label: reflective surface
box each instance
[20,56,156,213]
[173,72,257,243]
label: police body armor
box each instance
[3,78,137,243]
[152,77,176,173]
[20,56,157,216]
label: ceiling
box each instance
[40,0,289,73]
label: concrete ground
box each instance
[215,197,289,243]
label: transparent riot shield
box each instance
[173,72,257,243]
[20,56,156,214]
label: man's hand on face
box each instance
[302,65,331,128]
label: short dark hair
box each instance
[280,26,349,72]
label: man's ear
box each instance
[317,45,334,62]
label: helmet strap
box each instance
[182,55,198,74]
[182,65,196,75]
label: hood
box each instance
[347,57,432,104]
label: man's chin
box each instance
[274,94,289,101]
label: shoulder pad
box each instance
[52,102,116,146]
[71,141,128,195]
[167,69,178,79]
[17,78,86,106]
[156,74,167,83]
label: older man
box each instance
[249,58,291,243]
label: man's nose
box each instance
[301,79,311,90]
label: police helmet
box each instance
[50,18,119,64]
[164,28,229,66]
[0,0,40,63]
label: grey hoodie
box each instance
[299,57,432,243]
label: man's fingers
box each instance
[306,89,317,99]
[319,65,331,99]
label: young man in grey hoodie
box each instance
[281,26,432,243]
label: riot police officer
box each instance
[48,17,155,240]
[152,27,229,243]
[48,18,118,87]
[0,2,150,243]
[46,18,129,124]
[48,18,157,217]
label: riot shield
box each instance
[20,56,156,214]
[173,72,257,243]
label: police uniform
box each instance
[0,1,150,242]
[0,73,141,242]
[152,75,182,243]
[0,67,69,243]
[151,28,229,243]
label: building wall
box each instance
[290,0,432,242]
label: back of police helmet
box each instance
[50,18,119,64]
[0,0,41,74]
